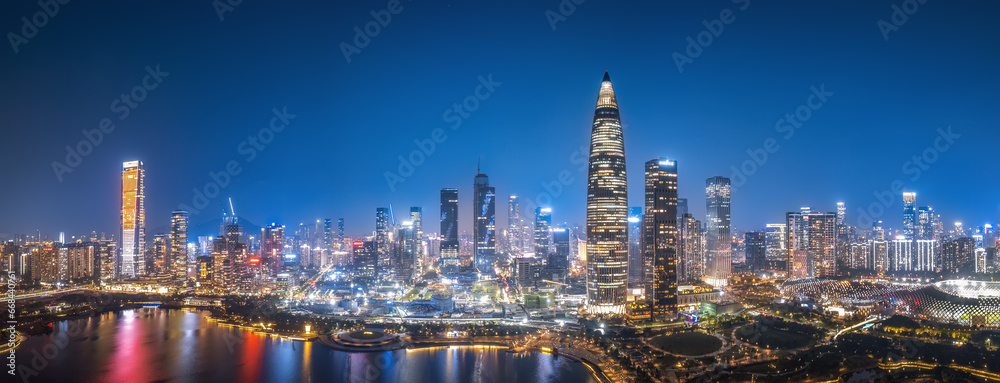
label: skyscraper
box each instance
[410,207,423,275]
[120,160,145,278]
[551,225,570,271]
[678,213,702,282]
[170,210,188,281]
[786,208,837,278]
[902,192,917,238]
[324,218,333,252]
[586,72,629,315]
[507,195,522,257]
[627,207,643,287]
[643,158,678,321]
[352,240,376,286]
[705,176,731,286]
[534,207,551,256]
[745,232,766,273]
[764,223,787,274]
[473,170,496,274]
[917,206,933,240]
[152,234,168,275]
[440,188,459,268]
[261,223,284,275]
[375,208,390,276]
[337,218,345,251]
[396,221,417,283]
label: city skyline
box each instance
[4,3,1000,382]
[2,1,998,239]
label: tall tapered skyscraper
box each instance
[586,72,629,315]
[120,160,145,278]
[473,170,496,274]
[705,176,731,286]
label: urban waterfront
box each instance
[17,309,598,383]
[4,1,1000,382]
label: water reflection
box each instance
[16,309,598,383]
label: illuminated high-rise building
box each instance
[627,207,643,287]
[396,221,417,283]
[678,213,702,281]
[120,160,145,278]
[836,202,846,226]
[65,242,96,280]
[917,206,934,240]
[764,223,787,274]
[902,192,917,238]
[152,234,169,275]
[942,237,974,273]
[643,158,678,320]
[337,218,345,251]
[170,210,188,281]
[786,207,837,278]
[745,232,766,273]
[261,223,284,275]
[98,239,116,283]
[473,170,496,274]
[375,208,390,275]
[534,207,551,256]
[507,195,523,257]
[409,207,424,274]
[586,71,629,315]
[705,176,731,286]
[439,188,459,267]
[324,218,333,251]
[550,225,570,271]
[352,240,376,286]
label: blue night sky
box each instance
[1,0,998,239]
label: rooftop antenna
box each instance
[477,157,481,174]
[229,197,236,216]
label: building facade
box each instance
[120,160,145,278]
[586,72,630,315]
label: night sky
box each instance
[2,0,998,239]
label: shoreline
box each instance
[17,307,611,383]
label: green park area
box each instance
[735,317,822,350]
[650,332,723,356]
